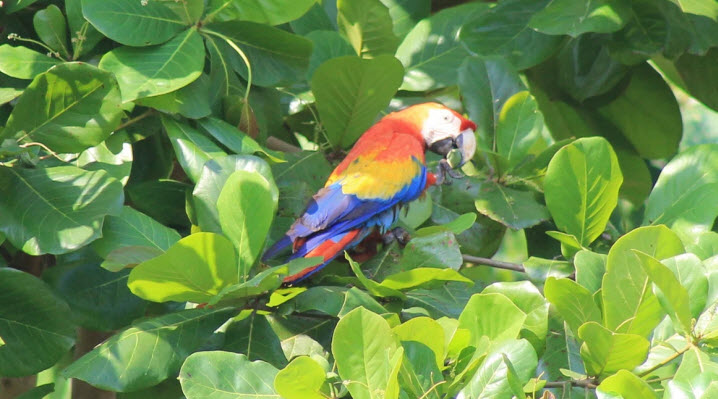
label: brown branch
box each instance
[462,254,526,273]
[115,109,154,132]
[266,136,301,153]
[544,379,597,389]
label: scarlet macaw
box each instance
[265,102,477,283]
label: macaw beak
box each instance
[429,124,477,168]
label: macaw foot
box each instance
[382,227,411,246]
[435,159,464,185]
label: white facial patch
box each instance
[421,108,462,145]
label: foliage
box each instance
[1,0,718,398]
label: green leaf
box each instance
[393,317,445,369]
[597,64,682,160]
[662,253,708,317]
[205,0,315,25]
[458,293,527,351]
[3,0,39,13]
[125,179,191,228]
[128,232,239,303]
[82,0,204,46]
[33,5,70,58]
[0,268,75,377]
[305,30,356,80]
[193,155,276,233]
[474,182,550,229]
[274,356,326,399]
[379,0,430,39]
[92,206,181,271]
[64,308,234,392]
[161,115,226,183]
[460,339,538,399]
[332,307,401,399]
[544,277,601,336]
[460,0,562,70]
[218,170,276,280]
[574,250,606,293]
[210,264,294,305]
[197,117,270,158]
[204,21,313,87]
[2,62,123,153]
[311,55,404,148]
[495,91,544,172]
[136,74,212,119]
[180,351,279,398]
[633,250,692,333]
[66,0,103,57]
[15,384,55,399]
[396,2,489,91]
[43,259,146,331]
[596,370,655,399]
[458,57,525,155]
[400,231,463,270]
[337,0,398,58]
[578,322,649,376]
[602,225,685,336]
[544,137,623,247]
[0,44,59,79]
[644,144,718,229]
[0,165,123,255]
[347,253,406,299]
[522,256,574,283]
[397,341,443,399]
[99,29,204,102]
[380,268,473,291]
[529,0,631,37]
[75,134,134,185]
[406,283,483,319]
[414,212,475,237]
[223,313,287,369]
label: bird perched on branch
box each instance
[263,102,477,283]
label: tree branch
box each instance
[462,254,525,273]
[115,109,154,132]
[638,344,691,378]
[544,379,597,389]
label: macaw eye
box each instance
[443,113,453,122]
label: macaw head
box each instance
[391,102,477,167]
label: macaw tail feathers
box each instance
[283,228,367,284]
[262,235,292,261]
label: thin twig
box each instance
[544,379,597,389]
[201,28,253,101]
[462,254,525,273]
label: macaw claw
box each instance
[435,159,464,185]
[383,227,411,246]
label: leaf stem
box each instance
[544,379,597,389]
[200,28,253,102]
[638,344,691,378]
[18,142,63,161]
[462,254,526,273]
[7,33,67,62]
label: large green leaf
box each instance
[205,0,315,25]
[460,0,562,70]
[0,268,75,377]
[578,322,649,376]
[662,254,708,317]
[0,45,59,79]
[311,55,403,148]
[136,74,212,119]
[222,313,287,369]
[458,293,526,351]
[544,137,622,247]
[633,251,692,333]
[274,356,326,399]
[337,0,399,58]
[305,30,356,80]
[128,232,239,303]
[180,351,279,398]
[204,21,312,87]
[91,206,181,271]
[193,155,276,233]
[393,317,445,369]
[66,0,103,57]
[474,182,549,229]
[75,134,134,185]
[379,0,430,39]
[2,63,123,153]
[602,225,684,336]
[597,370,654,398]
[82,0,204,46]
[460,339,538,399]
[3,0,39,13]
[217,170,276,280]
[495,91,544,172]
[99,29,205,102]
[644,144,718,229]
[0,165,123,255]
[400,231,463,271]
[544,277,601,336]
[396,2,489,91]
[43,259,146,331]
[529,0,631,37]
[161,115,226,183]
[597,64,682,159]
[64,308,233,392]
[332,307,401,399]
